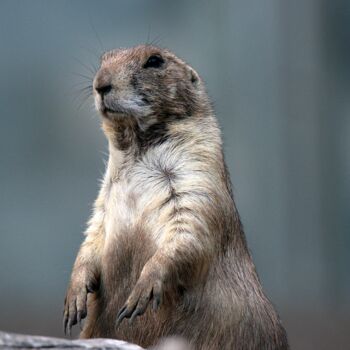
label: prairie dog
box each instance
[63,45,289,350]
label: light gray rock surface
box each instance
[0,331,144,350]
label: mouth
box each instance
[99,103,130,117]
[96,97,151,118]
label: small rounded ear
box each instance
[188,67,200,86]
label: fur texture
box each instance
[63,45,289,350]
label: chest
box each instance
[103,155,174,241]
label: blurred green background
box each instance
[0,1,349,349]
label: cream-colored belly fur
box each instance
[103,155,174,249]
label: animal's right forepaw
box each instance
[63,285,88,336]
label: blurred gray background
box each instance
[0,0,349,349]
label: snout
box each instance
[93,69,113,99]
[93,65,149,118]
[95,84,112,98]
[93,69,117,115]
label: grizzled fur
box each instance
[63,45,289,350]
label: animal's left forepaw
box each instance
[116,272,163,327]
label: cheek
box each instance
[169,84,177,99]
[137,81,158,101]
[117,85,135,100]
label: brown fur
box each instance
[63,45,289,350]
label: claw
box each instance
[116,277,163,327]
[67,318,72,337]
[129,308,142,325]
[63,313,68,335]
[153,295,160,311]
[152,289,162,311]
[130,295,151,324]
[63,283,90,336]
[116,304,135,327]
[117,305,127,320]
[77,311,82,330]
[116,306,128,327]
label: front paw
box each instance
[63,283,89,336]
[116,271,163,327]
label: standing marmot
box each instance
[63,45,289,350]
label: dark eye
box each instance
[143,54,164,69]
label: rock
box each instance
[0,330,144,350]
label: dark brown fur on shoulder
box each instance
[63,45,289,350]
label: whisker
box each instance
[72,56,97,76]
[71,71,93,81]
[150,34,165,47]
[89,15,105,53]
[77,91,93,112]
[70,81,93,88]
[71,82,93,92]
[78,85,93,92]
[78,45,101,61]
[146,24,152,45]
[70,82,93,107]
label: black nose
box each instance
[95,84,112,97]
